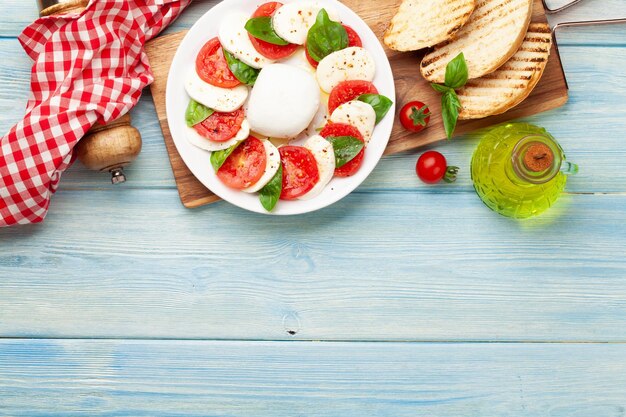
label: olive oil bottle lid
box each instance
[511,136,562,185]
[523,143,554,173]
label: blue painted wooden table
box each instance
[1,1,626,415]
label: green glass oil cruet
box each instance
[471,123,578,219]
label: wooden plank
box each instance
[0,39,31,117]
[1,339,625,415]
[3,41,625,193]
[0,0,39,37]
[1,189,625,341]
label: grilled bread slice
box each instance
[420,0,533,83]
[457,23,552,120]
[384,0,476,51]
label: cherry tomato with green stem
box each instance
[400,101,430,133]
[416,151,458,184]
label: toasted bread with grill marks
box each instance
[457,23,552,120]
[384,0,476,52]
[420,0,533,83]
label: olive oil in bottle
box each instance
[471,123,578,219]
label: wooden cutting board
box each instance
[145,0,568,208]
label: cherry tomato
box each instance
[194,108,245,142]
[279,146,320,200]
[196,38,240,88]
[400,101,430,133]
[305,24,362,68]
[328,80,378,115]
[416,151,458,184]
[249,2,299,60]
[217,136,267,190]
[320,123,365,177]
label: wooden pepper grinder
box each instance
[38,0,143,184]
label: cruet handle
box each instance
[560,161,579,175]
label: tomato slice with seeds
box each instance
[279,146,320,200]
[196,37,240,88]
[305,24,363,68]
[344,25,363,48]
[194,108,245,142]
[249,2,299,60]
[320,123,365,177]
[328,80,378,115]
[217,136,267,190]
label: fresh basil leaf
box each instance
[245,16,289,46]
[444,52,468,89]
[306,9,348,63]
[430,53,467,139]
[326,136,364,168]
[210,141,241,172]
[441,90,461,139]
[431,83,454,94]
[259,163,283,212]
[223,50,260,86]
[185,99,214,127]
[358,94,393,124]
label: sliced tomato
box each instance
[320,123,365,177]
[344,25,363,48]
[217,136,267,190]
[248,2,299,60]
[196,37,240,88]
[279,146,320,200]
[305,24,362,68]
[328,80,378,115]
[194,108,245,142]
[305,48,319,69]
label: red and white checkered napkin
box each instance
[0,0,191,227]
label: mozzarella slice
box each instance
[273,2,340,45]
[185,70,248,112]
[298,135,335,200]
[186,120,250,152]
[219,12,275,69]
[316,47,376,93]
[243,139,281,193]
[330,100,376,145]
[247,64,320,139]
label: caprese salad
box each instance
[183,1,393,212]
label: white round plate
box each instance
[166,0,395,215]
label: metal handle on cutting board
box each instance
[542,0,625,88]
[543,0,626,30]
